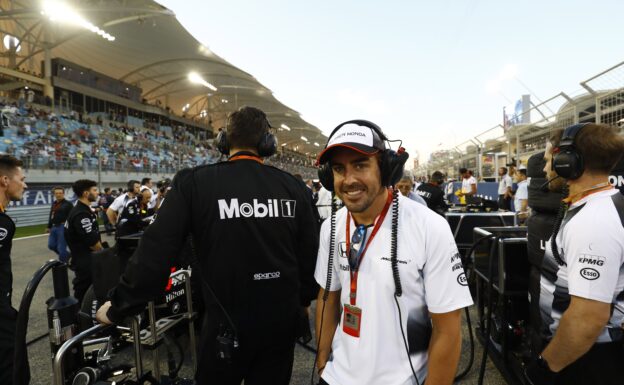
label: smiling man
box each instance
[313,120,472,385]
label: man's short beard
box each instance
[87,192,97,202]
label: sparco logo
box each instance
[253,271,281,280]
[218,199,296,219]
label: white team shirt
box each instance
[540,189,624,343]
[498,174,513,195]
[461,176,476,194]
[314,194,473,385]
[109,193,129,213]
[514,180,528,212]
[317,187,333,220]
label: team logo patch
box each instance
[580,268,600,281]
[80,218,91,225]
[0,228,7,241]
[457,273,468,286]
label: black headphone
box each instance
[216,126,277,157]
[552,123,588,180]
[317,120,408,191]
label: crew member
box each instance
[525,123,624,385]
[416,170,448,215]
[457,167,476,204]
[46,186,72,263]
[314,120,473,385]
[0,155,28,385]
[395,170,426,205]
[65,179,103,303]
[106,179,140,234]
[514,168,528,222]
[316,181,333,221]
[498,166,513,210]
[96,106,319,384]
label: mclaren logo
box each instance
[218,198,296,219]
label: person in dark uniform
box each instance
[114,191,142,237]
[46,186,73,262]
[65,179,103,304]
[415,170,448,216]
[96,106,319,385]
[0,155,28,385]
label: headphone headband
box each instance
[558,122,589,149]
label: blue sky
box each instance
[158,0,624,166]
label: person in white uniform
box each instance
[525,123,624,385]
[313,120,473,385]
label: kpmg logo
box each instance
[218,198,296,219]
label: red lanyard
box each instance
[345,189,393,305]
[229,154,264,164]
[563,183,613,205]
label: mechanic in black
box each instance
[114,191,143,237]
[46,186,73,263]
[65,179,103,304]
[0,155,28,385]
[415,170,448,216]
[96,106,320,385]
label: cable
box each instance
[477,237,500,385]
[310,195,336,385]
[454,234,496,382]
[26,332,49,347]
[551,185,569,267]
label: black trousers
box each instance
[196,314,297,385]
[0,306,29,385]
[72,253,92,305]
[555,341,624,385]
[498,194,511,211]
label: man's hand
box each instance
[96,301,113,325]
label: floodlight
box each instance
[188,72,218,91]
[42,0,115,42]
[280,124,291,131]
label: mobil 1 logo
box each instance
[218,198,297,219]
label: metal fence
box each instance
[419,60,624,180]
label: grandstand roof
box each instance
[0,0,325,154]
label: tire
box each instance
[526,152,546,179]
[528,177,564,214]
[526,212,557,268]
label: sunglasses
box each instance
[349,225,367,270]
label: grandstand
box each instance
[0,0,323,190]
[419,60,624,181]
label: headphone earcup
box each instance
[380,150,408,187]
[318,163,334,192]
[257,131,277,157]
[216,130,229,155]
[553,150,584,180]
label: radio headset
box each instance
[216,113,278,157]
[312,120,418,384]
[550,123,588,266]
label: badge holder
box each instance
[343,304,362,337]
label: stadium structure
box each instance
[418,61,624,181]
[0,0,326,225]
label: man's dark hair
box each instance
[459,167,467,174]
[518,169,527,177]
[52,186,64,192]
[0,155,22,177]
[500,167,508,174]
[549,123,624,173]
[127,180,140,191]
[104,187,111,193]
[226,106,271,150]
[141,177,151,185]
[72,179,97,198]
[431,171,445,184]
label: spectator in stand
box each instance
[46,186,72,263]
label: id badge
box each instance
[343,304,362,337]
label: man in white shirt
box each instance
[514,168,529,222]
[497,167,513,210]
[106,180,140,229]
[526,123,624,385]
[316,184,333,221]
[314,120,473,385]
[457,168,476,204]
